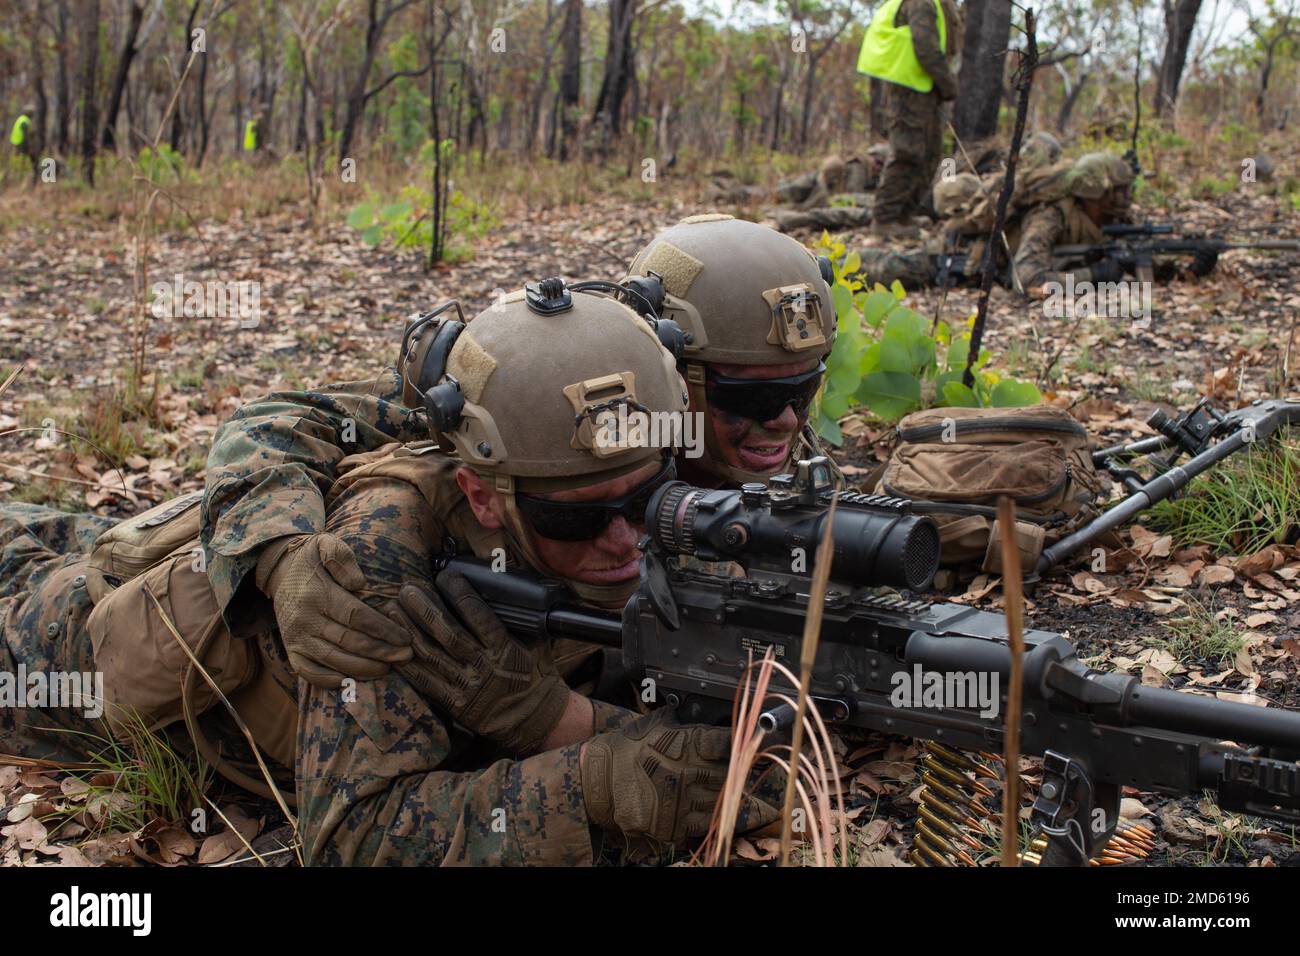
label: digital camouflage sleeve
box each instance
[297,451,635,866]
[1012,201,1106,291]
[899,0,959,100]
[201,368,426,635]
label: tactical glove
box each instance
[392,573,572,755]
[581,709,776,846]
[1189,245,1219,278]
[1086,256,1126,284]
[264,533,413,689]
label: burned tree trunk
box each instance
[101,1,145,151]
[79,0,102,184]
[953,0,1011,140]
[54,0,71,155]
[592,0,637,149]
[1155,0,1203,117]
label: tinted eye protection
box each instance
[515,457,676,542]
[705,362,825,424]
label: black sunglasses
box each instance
[516,456,677,542]
[705,361,825,424]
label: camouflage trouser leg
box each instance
[774,206,874,233]
[854,247,938,291]
[873,86,944,223]
[0,504,117,760]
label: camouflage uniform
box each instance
[0,453,640,865]
[298,447,639,866]
[857,151,1125,293]
[773,153,884,232]
[0,505,117,759]
[706,152,884,233]
[872,0,962,225]
[200,368,424,638]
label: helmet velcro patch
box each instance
[678,213,734,224]
[641,241,705,299]
[447,331,497,403]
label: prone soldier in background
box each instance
[855,150,1137,295]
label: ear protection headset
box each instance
[399,276,690,436]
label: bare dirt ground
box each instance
[2,163,1299,867]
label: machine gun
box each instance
[1054,222,1300,283]
[1038,397,1300,575]
[441,456,1300,867]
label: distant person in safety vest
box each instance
[10,103,37,185]
[857,0,963,237]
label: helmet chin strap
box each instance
[499,489,640,611]
[684,368,797,488]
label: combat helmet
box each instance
[398,278,688,605]
[1019,131,1063,169]
[1065,152,1135,200]
[623,214,836,484]
[933,172,982,218]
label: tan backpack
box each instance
[875,405,1105,573]
[82,491,298,778]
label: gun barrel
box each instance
[1129,682,1300,753]
[1225,240,1300,251]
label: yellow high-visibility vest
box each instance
[856,0,947,93]
[243,119,258,151]
[10,114,31,147]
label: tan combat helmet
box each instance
[933,172,982,218]
[398,279,688,605]
[1019,131,1063,169]
[1065,151,1134,200]
[624,214,836,485]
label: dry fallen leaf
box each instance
[197,828,248,865]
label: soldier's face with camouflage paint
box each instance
[456,460,659,585]
[700,357,821,475]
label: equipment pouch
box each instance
[876,405,1104,573]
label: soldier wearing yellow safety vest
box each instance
[857,0,963,235]
[10,103,37,185]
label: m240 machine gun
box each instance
[441,456,1300,866]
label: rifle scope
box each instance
[646,458,940,591]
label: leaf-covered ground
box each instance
[2,154,1299,866]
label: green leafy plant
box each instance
[812,235,1041,443]
[346,142,498,262]
[137,144,186,184]
[347,185,497,262]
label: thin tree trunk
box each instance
[196,29,210,164]
[101,1,145,151]
[592,0,636,147]
[79,0,102,184]
[169,0,201,153]
[556,0,581,159]
[1156,0,1203,117]
[953,0,1012,140]
[54,0,71,155]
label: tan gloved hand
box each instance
[264,533,413,689]
[390,572,572,755]
[580,710,757,846]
